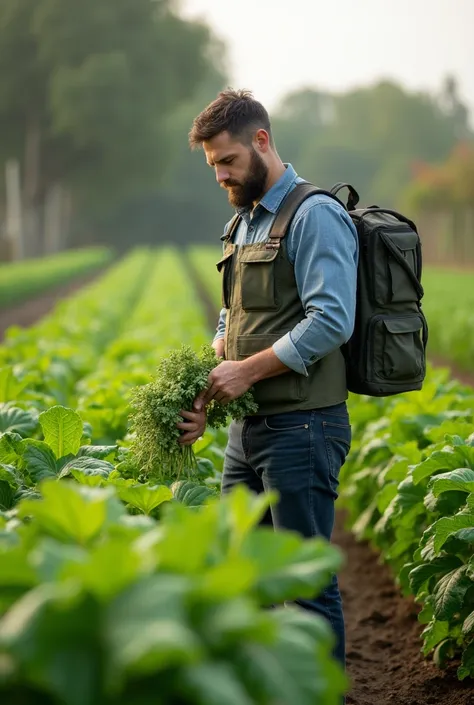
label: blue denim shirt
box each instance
[214,164,359,377]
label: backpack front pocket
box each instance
[370,226,423,305]
[367,313,427,383]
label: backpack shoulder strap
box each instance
[266,182,346,250]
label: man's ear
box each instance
[254,128,271,153]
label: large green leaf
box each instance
[62,537,144,600]
[462,610,474,635]
[0,367,27,403]
[458,641,474,680]
[70,469,107,487]
[240,529,342,606]
[20,439,58,482]
[146,502,218,575]
[0,581,102,705]
[390,476,426,520]
[182,662,253,705]
[116,484,173,515]
[0,479,14,510]
[17,481,113,546]
[408,555,462,597]
[171,480,216,507]
[30,538,88,583]
[105,575,201,677]
[0,463,20,488]
[58,456,114,480]
[451,527,474,544]
[424,488,468,515]
[412,449,468,485]
[429,513,474,553]
[429,468,474,496]
[77,444,118,460]
[0,431,22,464]
[39,406,83,459]
[225,484,278,551]
[421,619,451,656]
[196,557,257,601]
[248,606,347,705]
[0,545,37,587]
[199,597,276,647]
[0,404,38,438]
[432,566,472,621]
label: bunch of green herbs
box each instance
[129,344,258,480]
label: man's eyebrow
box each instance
[207,153,237,167]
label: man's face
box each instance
[203,131,269,208]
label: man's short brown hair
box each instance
[189,88,273,149]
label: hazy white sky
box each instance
[180,0,474,118]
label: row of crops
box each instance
[0,246,113,307]
[0,247,473,705]
[0,248,346,705]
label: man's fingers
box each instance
[193,389,207,412]
[196,381,218,409]
[177,417,198,431]
[178,430,201,445]
[179,409,200,422]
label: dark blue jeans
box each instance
[221,401,351,670]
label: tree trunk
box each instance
[23,115,42,257]
[43,183,63,254]
[5,159,25,260]
[61,189,73,249]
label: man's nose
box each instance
[216,166,230,184]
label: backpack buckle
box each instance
[265,237,280,250]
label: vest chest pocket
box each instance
[239,247,279,311]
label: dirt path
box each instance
[0,270,106,342]
[334,512,473,705]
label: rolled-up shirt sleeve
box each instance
[213,307,227,341]
[272,200,359,376]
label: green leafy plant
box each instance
[337,368,474,679]
[0,480,347,705]
[129,344,258,480]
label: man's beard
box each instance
[224,149,269,209]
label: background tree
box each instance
[0,0,224,255]
[273,79,473,208]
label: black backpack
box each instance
[268,181,428,397]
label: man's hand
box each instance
[194,347,292,411]
[176,407,207,446]
[212,337,225,359]
[194,361,251,409]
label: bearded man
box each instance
[176,88,359,674]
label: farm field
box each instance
[421,268,474,375]
[0,246,113,308]
[0,249,473,705]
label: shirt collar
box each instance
[236,163,298,217]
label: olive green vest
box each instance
[216,206,347,416]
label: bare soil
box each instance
[334,511,473,705]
